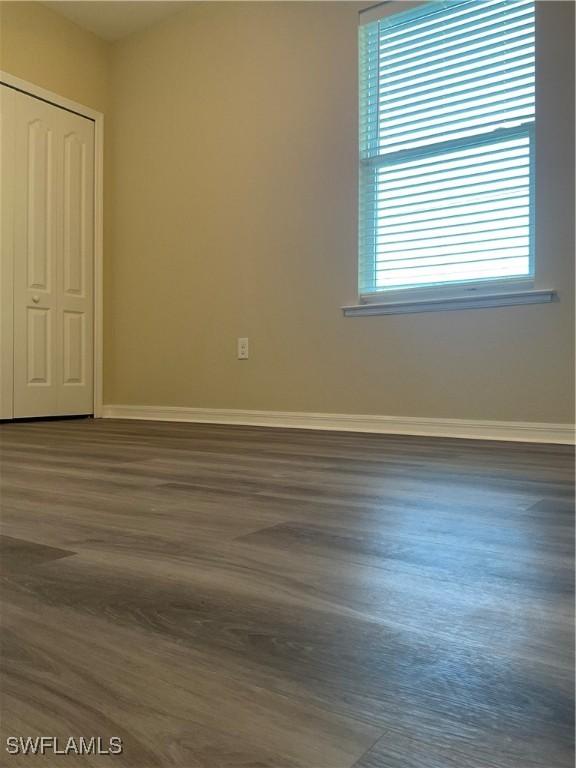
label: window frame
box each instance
[350,0,549,314]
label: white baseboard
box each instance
[101,405,575,445]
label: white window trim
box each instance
[342,281,557,317]
[347,0,554,317]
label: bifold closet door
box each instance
[1,85,95,418]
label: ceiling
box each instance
[43,1,187,42]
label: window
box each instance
[358,0,536,301]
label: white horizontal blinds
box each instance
[374,134,531,287]
[358,0,535,295]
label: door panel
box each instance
[27,307,51,384]
[63,132,86,297]
[26,120,54,293]
[63,311,85,385]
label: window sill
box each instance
[342,289,557,317]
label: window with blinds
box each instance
[358,0,535,297]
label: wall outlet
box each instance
[237,337,249,360]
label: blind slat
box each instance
[371,177,531,207]
[380,2,532,57]
[373,191,529,218]
[376,204,530,232]
[379,18,534,77]
[374,48,534,101]
[374,251,529,272]
[360,237,529,260]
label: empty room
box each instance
[0,0,574,766]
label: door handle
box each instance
[31,295,40,304]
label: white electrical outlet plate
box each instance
[237,338,249,359]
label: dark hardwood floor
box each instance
[0,418,573,767]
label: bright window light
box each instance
[358,0,536,295]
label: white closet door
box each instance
[9,88,94,418]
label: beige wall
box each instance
[108,1,574,423]
[0,1,109,112]
[2,2,574,424]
